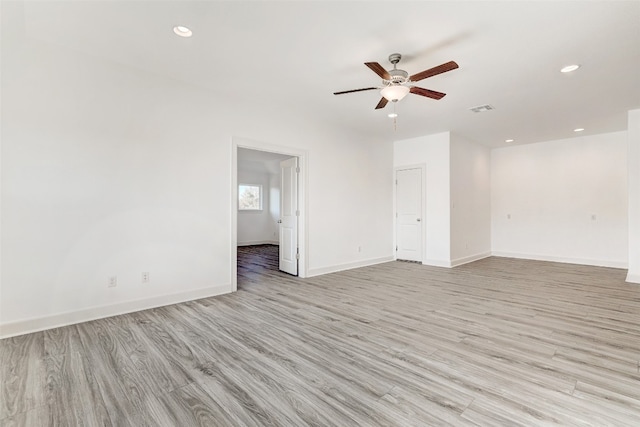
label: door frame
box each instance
[231,137,308,291]
[394,164,426,263]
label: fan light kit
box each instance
[333,53,459,110]
[381,85,410,102]
[173,25,192,37]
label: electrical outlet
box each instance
[108,276,117,288]
[142,272,150,283]
[358,246,362,253]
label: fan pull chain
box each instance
[393,102,397,131]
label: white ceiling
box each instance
[19,0,640,148]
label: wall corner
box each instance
[627,109,640,284]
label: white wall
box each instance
[306,135,394,276]
[491,132,628,268]
[237,170,277,245]
[0,15,394,336]
[628,109,640,283]
[450,134,491,265]
[394,132,451,266]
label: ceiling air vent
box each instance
[469,104,495,113]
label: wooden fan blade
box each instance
[375,97,388,109]
[410,61,458,82]
[410,86,446,100]
[333,87,378,95]
[365,62,391,80]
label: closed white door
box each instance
[396,168,423,262]
[279,157,298,275]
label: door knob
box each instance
[416,218,421,222]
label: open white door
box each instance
[279,157,298,275]
[396,167,423,262]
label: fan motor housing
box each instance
[388,68,409,84]
[386,53,409,84]
[388,53,402,64]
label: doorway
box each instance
[232,139,307,291]
[395,166,424,262]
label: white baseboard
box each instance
[0,284,231,339]
[491,251,628,269]
[237,240,278,246]
[422,259,452,268]
[626,272,640,284]
[307,256,394,277]
[450,252,492,267]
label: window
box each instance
[238,184,262,210]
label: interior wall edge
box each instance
[0,283,231,339]
[626,272,640,284]
[450,252,492,268]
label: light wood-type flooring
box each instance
[1,245,639,426]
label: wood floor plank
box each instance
[75,319,177,426]
[43,326,83,357]
[429,348,624,426]
[1,245,639,425]
[0,404,51,427]
[44,350,113,426]
[153,382,240,427]
[125,315,195,394]
[172,301,388,426]
[0,333,47,420]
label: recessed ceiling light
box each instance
[388,113,398,118]
[173,25,192,37]
[560,64,580,73]
[574,128,585,132]
[505,139,514,143]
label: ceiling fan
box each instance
[334,53,458,109]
